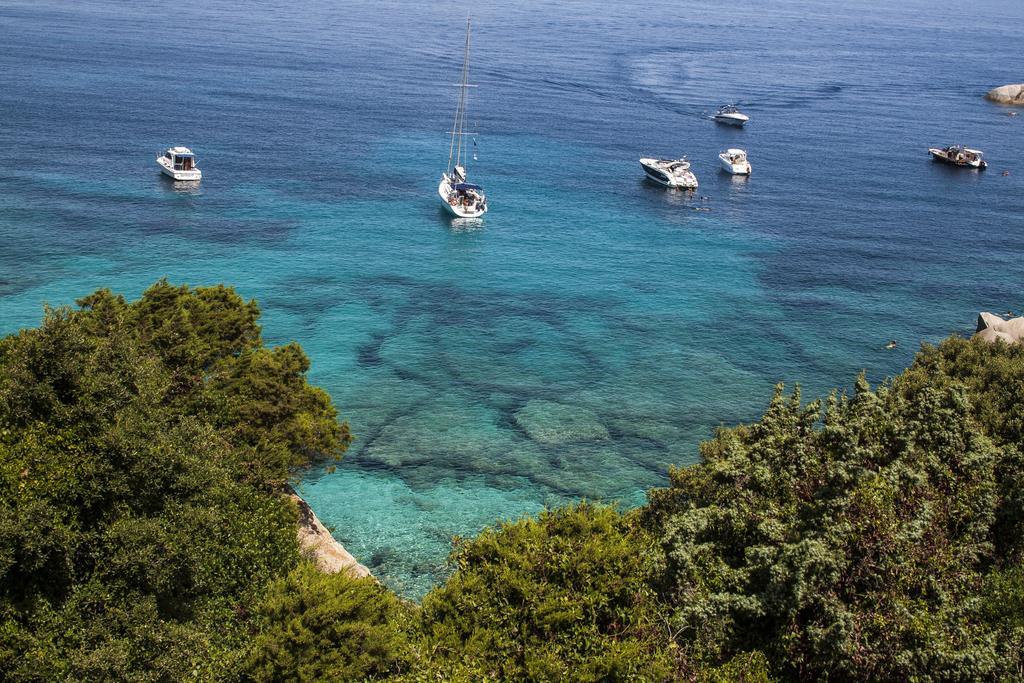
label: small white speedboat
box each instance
[639,157,698,189]
[719,148,751,175]
[713,104,749,127]
[156,147,202,181]
[928,145,987,169]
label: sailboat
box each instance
[438,18,488,218]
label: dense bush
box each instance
[896,337,1024,565]
[243,563,412,681]
[646,337,1024,681]
[0,282,350,681]
[411,503,676,681]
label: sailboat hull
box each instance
[439,176,487,218]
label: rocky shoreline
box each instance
[286,486,372,579]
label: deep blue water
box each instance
[2,0,1022,596]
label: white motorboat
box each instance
[928,145,987,169]
[713,104,749,127]
[156,147,201,181]
[438,18,487,219]
[719,148,751,175]
[639,157,698,189]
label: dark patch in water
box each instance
[355,332,385,367]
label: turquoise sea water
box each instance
[2,0,1022,596]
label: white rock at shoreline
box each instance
[985,84,1024,105]
[287,487,373,578]
[975,311,1024,345]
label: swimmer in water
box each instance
[885,340,897,349]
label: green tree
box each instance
[895,336,1024,564]
[243,563,412,681]
[0,282,352,681]
[647,366,1017,681]
[413,503,677,682]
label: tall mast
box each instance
[447,17,472,174]
[456,17,471,170]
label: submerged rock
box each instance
[513,400,610,445]
[360,395,530,474]
[975,311,1024,344]
[985,84,1024,105]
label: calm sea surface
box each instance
[2,0,1022,596]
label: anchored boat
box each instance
[639,157,698,189]
[438,18,488,219]
[156,147,201,181]
[719,148,751,175]
[713,104,749,127]
[928,145,987,169]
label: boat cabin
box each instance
[946,145,983,164]
[163,147,197,171]
[450,182,482,202]
[649,160,689,180]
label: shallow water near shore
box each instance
[2,0,1023,597]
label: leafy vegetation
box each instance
[646,337,1024,681]
[411,503,675,681]
[0,281,349,681]
[243,563,412,681]
[2,283,1022,681]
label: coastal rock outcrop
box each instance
[985,84,1024,105]
[975,311,1024,345]
[287,487,373,578]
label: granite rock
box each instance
[975,311,1024,344]
[985,84,1024,105]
